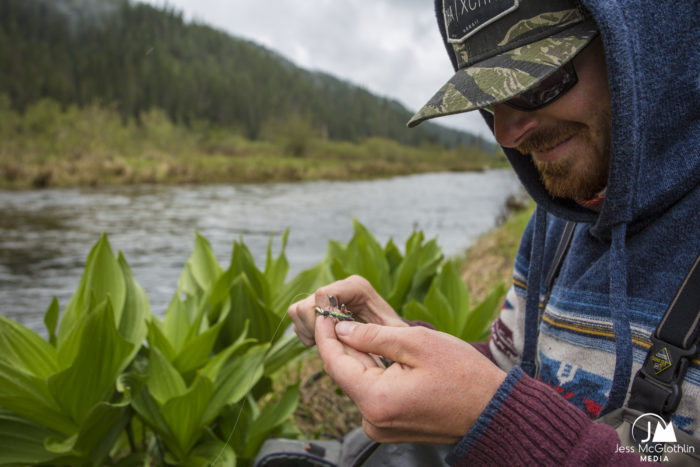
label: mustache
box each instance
[516,122,586,155]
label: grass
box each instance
[0,98,506,189]
[459,199,534,302]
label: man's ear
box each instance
[434,0,459,71]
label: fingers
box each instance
[315,317,384,398]
[287,294,317,346]
[314,275,373,309]
[333,321,430,364]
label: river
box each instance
[0,170,521,333]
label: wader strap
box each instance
[628,253,700,418]
[544,221,577,294]
[523,221,576,376]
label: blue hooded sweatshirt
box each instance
[428,0,700,463]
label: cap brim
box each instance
[408,20,599,127]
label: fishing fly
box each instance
[314,295,354,321]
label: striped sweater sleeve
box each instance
[445,367,653,466]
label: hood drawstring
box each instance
[520,214,634,414]
[601,223,633,414]
[521,206,548,377]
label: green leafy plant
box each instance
[328,220,504,341]
[132,232,323,466]
[327,219,444,312]
[0,223,507,466]
[0,234,148,465]
[403,261,505,342]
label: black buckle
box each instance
[628,336,697,417]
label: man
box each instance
[288,0,700,464]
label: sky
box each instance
[139,0,494,140]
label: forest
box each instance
[0,0,494,149]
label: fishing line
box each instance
[210,292,315,465]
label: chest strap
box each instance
[628,253,700,419]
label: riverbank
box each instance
[0,139,499,190]
[0,101,504,189]
[459,198,534,302]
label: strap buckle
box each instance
[628,336,697,417]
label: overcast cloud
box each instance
[140,0,493,139]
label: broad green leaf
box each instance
[264,229,289,293]
[113,452,151,467]
[58,234,126,345]
[384,238,403,274]
[44,297,59,347]
[325,239,347,264]
[0,315,58,378]
[220,274,277,345]
[183,296,215,348]
[146,318,177,362]
[263,332,307,376]
[229,240,271,308]
[242,383,300,458]
[161,374,215,455]
[226,395,256,456]
[203,344,268,424]
[200,323,254,382]
[185,232,224,294]
[173,320,224,375]
[161,295,194,354]
[46,399,131,466]
[272,261,333,317]
[0,363,76,434]
[178,262,201,298]
[187,438,236,467]
[117,252,150,350]
[0,408,62,465]
[407,237,443,303]
[387,245,421,310]
[147,347,187,405]
[48,301,134,424]
[208,268,235,315]
[401,301,433,325]
[461,283,505,342]
[326,240,350,279]
[159,293,197,361]
[422,285,456,333]
[344,220,390,295]
[435,262,471,335]
[132,387,181,458]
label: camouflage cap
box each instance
[408,0,598,127]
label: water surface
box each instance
[0,170,521,332]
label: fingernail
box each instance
[335,321,357,336]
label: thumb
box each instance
[335,321,419,364]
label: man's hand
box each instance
[315,317,506,444]
[287,275,407,346]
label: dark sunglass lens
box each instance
[506,61,577,111]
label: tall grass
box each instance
[0,96,505,189]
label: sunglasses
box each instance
[491,61,578,112]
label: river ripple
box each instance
[0,170,521,333]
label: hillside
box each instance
[0,0,495,151]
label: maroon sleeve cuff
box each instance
[447,367,647,466]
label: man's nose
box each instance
[492,104,540,148]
